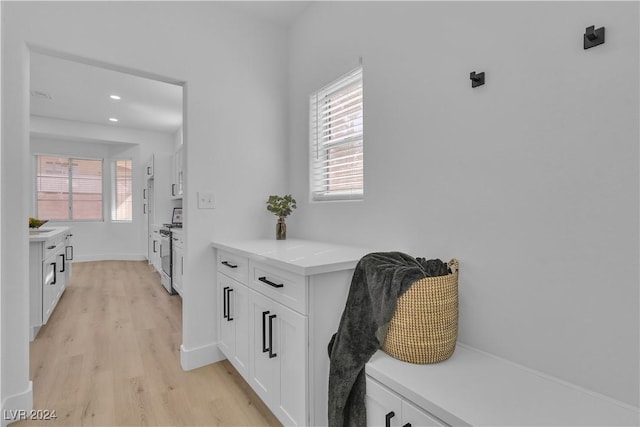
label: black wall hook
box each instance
[584,25,605,49]
[470,71,485,88]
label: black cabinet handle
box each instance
[47,245,56,250]
[143,204,147,214]
[223,287,229,320]
[385,411,395,427]
[221,261,237,269]
[143,188,147,199]
[153,241,158,253]
[59,254,65,273]
[50,262,57,285]
[258,276,284,288]
[227,288,234,321]
[402,423,412,427]
[172,184,176,196]
[262,311,270,353]
[268,314,277,358]
[147,166,152,175]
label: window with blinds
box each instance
[309,66,363,201]
[36,155,103,221]
[112,159,133,221]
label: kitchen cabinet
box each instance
[172,230,184,297]
[146,154,154,178]
[212,239,370,426]
[171,146,183,199]
[149,225,161,273]
[29,227,71,341]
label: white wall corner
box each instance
[0,381,33,427]
[180,342,224,371]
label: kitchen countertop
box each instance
[28,226,70,242]
[211,238,371,276]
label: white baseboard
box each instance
[73,253,147,262]
[1,381,33,427]
[180,342,225,371]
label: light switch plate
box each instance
[198,192,215,209]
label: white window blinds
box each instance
[36,155,103,221]
[112,159,133,221]
[309,66,363,201]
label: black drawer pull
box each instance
[50,262,57,285]
[47,245,56,250]
[268,314,277,359]
[262,311,270,353]
[258,276,284,288]
[385,411,395,427]
[402,423,412,427]
[227,288,234,321]
[59,254,65,273]
[147,166,152,175]
[221,261,238,269]
[223,287,229,320]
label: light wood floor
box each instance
[16,260,281,427]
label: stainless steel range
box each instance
[159,208,182,295]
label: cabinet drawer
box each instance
[43,235,65,259]
[249,261,307,315]
[217,250,249,284]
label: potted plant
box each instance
[266,194,297,240]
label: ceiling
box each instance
[29,2,312,137]
[224,1,312,26]
[30,52,183,135]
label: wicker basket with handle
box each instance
[382,259,459,364]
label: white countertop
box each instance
[366,345,639,426]
[28,226,70,242]
[211,238,371,275]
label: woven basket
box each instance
[382,259,459,364]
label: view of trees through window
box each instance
[36,155,103,221]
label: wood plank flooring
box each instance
[15,260,281,427]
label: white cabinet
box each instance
[29,227,71,340]
[217,272,250,379]
[171,147,183,199]
[366,376,447,427]
[172,231,184,297]
[212,239,370,426]
[248,289,307,426]
[149,225,161,273]
[365,348,640,427]
[146,154,154,178]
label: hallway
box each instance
[15,261,280,426]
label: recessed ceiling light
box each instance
[109,118,119,122]
[109,95,121,100]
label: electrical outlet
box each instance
[198,192,215,209]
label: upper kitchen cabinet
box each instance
[146,154,155,179]
[171,146,183,199]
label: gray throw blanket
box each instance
[327,252,450,427]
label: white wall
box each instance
[288,2,639,406]
[2,0,288,416]
[30,119,175,261]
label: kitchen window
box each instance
[111,159,133,222]
[309,66,364,201]
[35,155,103,221]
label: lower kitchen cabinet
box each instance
[249,290,307,427]
[217,273,250,378]
[365,376,447,427]
[172,231,184,296]
[29,227,72,341]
